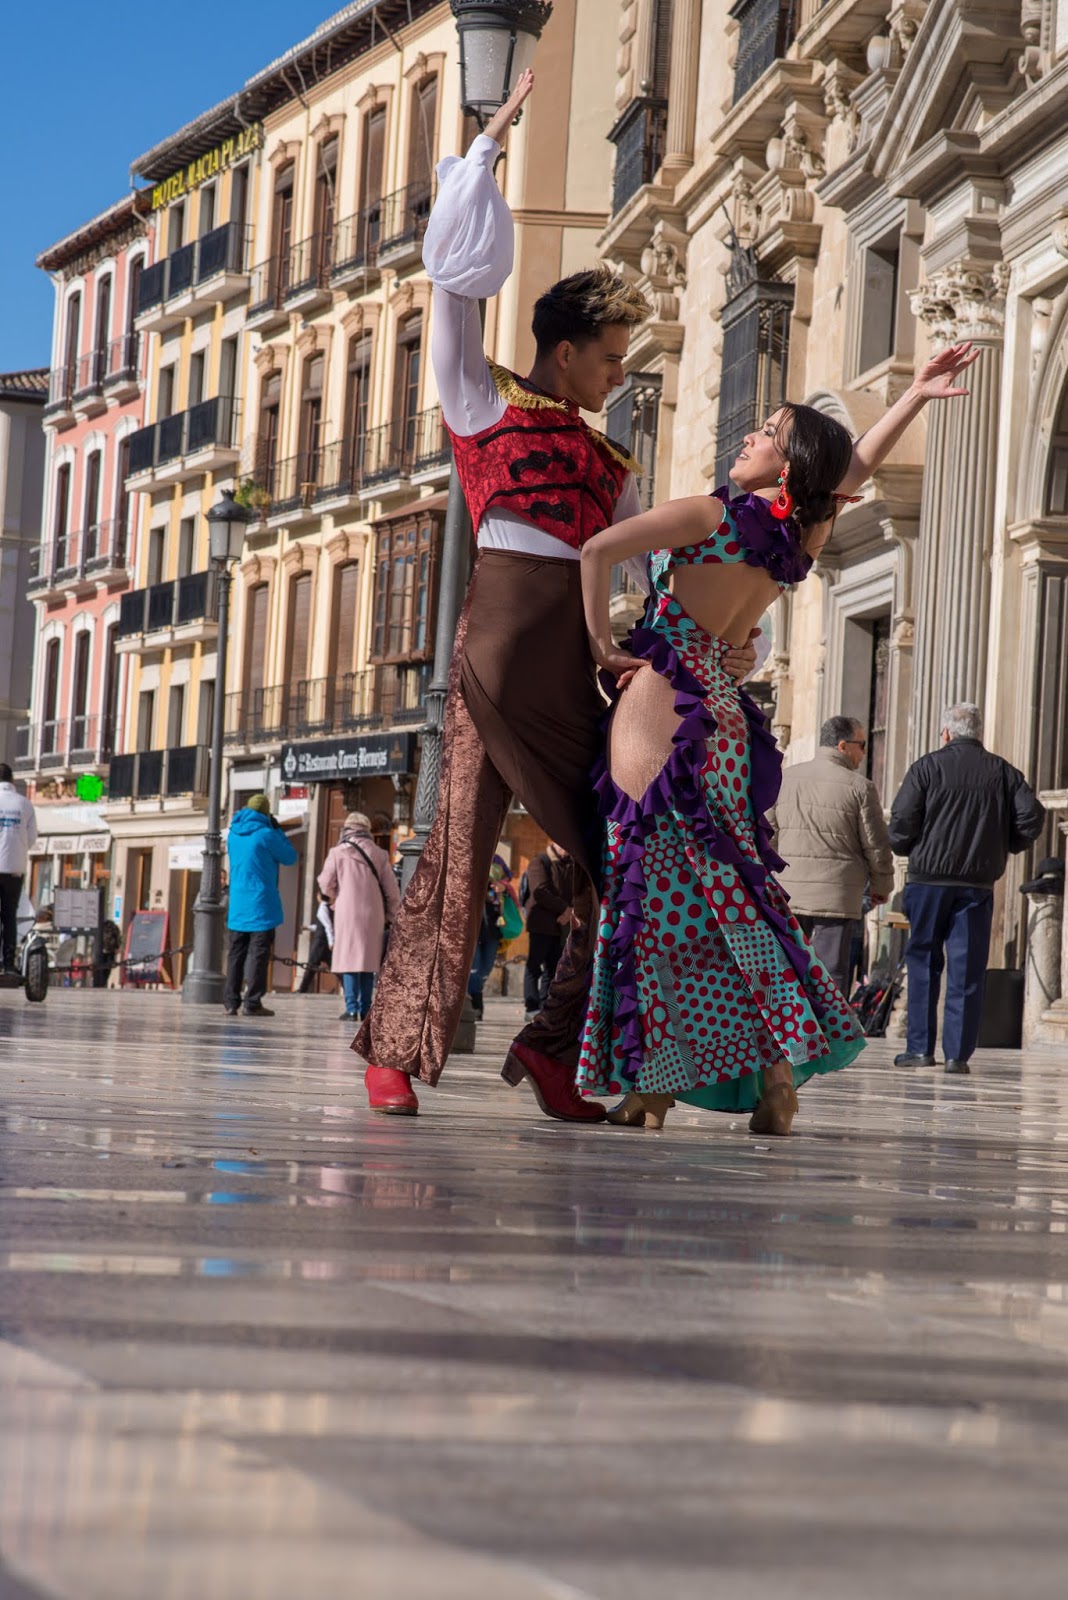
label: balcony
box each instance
[609,97,669,215]
[359,420,412,497]
[42,365,76,427]
[247,255,290,332]
[125,397,241,487]
[27,520,131,599]
[331,205,382,290]
[730,0,797,104]
[72,347,107,417]
[377,183,433,271]
[225,664,431,748]
[102,332,141,401]
[107,745,209,803]
[83,518,130,582]
[115,571,218,654]
[263,450,324,523]
[135,225,250,329]
[284,232,333,314]
[14,715,119,777]
[409,405,450,483]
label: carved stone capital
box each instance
[1052,210,1068,261]
[909,261,1009,343]
[822,60,863,152]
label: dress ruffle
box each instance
[713,485,811,588]
[593,620,814,1089]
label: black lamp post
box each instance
[399,0,554,900]
[450,1,553,126]
[182,489,255,1005]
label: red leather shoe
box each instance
[501,1042,606,1123]
[364,1066,419,1116]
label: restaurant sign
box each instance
[151,123,263,210]
[280,732,416,784]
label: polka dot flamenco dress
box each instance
[576,490,865,1113]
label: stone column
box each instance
[1023,888,1063,1044]
[663,0,701,170]
[908,262,1009,757]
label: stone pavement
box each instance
[1,988,1067,1600]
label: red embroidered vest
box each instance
[446,364,641,551]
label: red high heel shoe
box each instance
[364,1066,419,1116]
[501,1042,606,1123]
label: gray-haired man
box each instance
[768,716,893,998]
[889,703,1044,1073]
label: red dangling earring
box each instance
[770,467,795,521]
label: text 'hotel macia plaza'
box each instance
[17,0,1068,1035]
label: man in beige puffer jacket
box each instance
[766,716,894,999]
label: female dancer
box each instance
[577,347,978,1134]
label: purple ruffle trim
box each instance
[713,485,811,588]
[595,625,811,1088]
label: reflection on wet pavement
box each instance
[2,990,1068,1599]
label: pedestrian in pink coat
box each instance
[318,813,400,1022]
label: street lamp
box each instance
[451,1,553,126]
[182,489,255,1005]
[400,0,554,899]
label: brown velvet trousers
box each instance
[353,550,604,1087]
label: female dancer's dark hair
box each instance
[775,404,853,534]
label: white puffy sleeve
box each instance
[613,475,652,595]
[424,135,511,438]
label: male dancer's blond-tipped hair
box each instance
[532,264,652,353]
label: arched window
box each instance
[394,313,423,459]
[331,561,360,679]
[70,630,92,751]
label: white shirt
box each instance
[423,135,644,564]
[0,783,37,876]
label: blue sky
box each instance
[1,1,342,373]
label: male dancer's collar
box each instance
[490,361,575,414]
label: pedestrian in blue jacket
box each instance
[224,793,297,1016]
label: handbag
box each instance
[347,838,393,959]
[500,894,524,942]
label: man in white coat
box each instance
[0,762,37,973]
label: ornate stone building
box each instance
[600,0,1068,988]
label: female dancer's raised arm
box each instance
[838,342,979,493]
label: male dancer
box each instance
[354,72,755,1118]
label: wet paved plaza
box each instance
[1,988,1067,1599]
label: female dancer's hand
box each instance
[594,643,649,689]
[484,70,535,145]
[912,342,980,398]
[723,629,760,684]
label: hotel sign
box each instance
[151,123,263,210]
[281,732,417,784]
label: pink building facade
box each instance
[18,195,155,904]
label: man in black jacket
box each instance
[889,704,1045,1073]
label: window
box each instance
[714,241,793,488]
[115,440,130,561]
[102,624,120,752]
[188,351,206,410]
[126,258,143,334]
[70,632,91,748]
[41,639,61,753]
[167,684,186,747]
[394,314,423,456]
[371,515,440,662]
[866,615,891,797]
[147,527,166,588]
[230,164,249,232]
[731,0,797,104]
[606,374,662,510]
[300,354,324,482]
[168,202,185,253]
[258,369,281,493]
[243,582,270,737]
[137,689,156,750]
[314,137,338,274]
[83,451,102,561]
[158,364,175,419]
[53,463,71,564]
[857,235,900,376]
[332,561,361,677]
[360,105,386,252]
[219,336,238,406]
[197,678,215,746]
[345,333,373,473]
[286,572,313,683]
[199,184,216,236]
[273,163,295,292]
[177,518,195,579]
[93,277,112,372]
[63,292,81,391]
[408,75,438,197]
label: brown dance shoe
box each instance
[748,1081,799,1137]
[501,1043,606,1122]
[606,1092,675,1130]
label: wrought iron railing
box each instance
[248,254,291,318]
[196,221,247,283]
[104,332,140,386]
[332,205,382,277]
[126,398,239,476]
[136,229,249,315]
[115,572,217,639]
[730,0,797,104]
[44,364,76,415]
[410,405,449,474]
[175,570,217,626]
[73,347,106,400]
[378,182,434,258]
[609,97,669,214]
[225,664,431,746]
[137,260,167,314]
[286,232,333,298]
[165,744,209,797]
